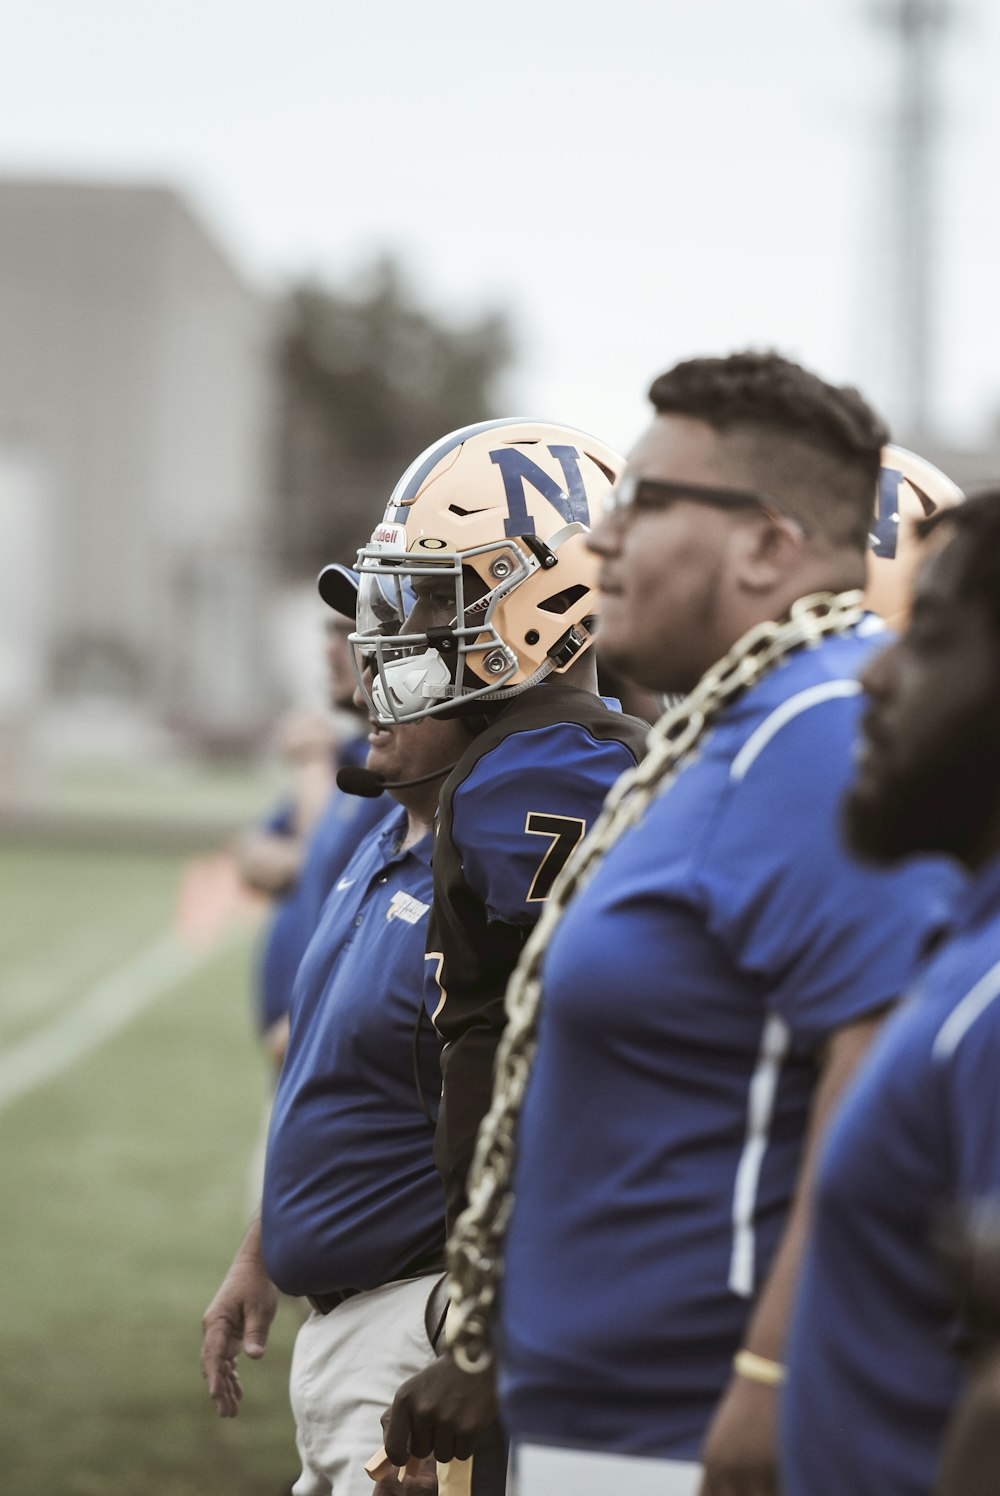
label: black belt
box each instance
[307,1286,363,1315]
[306,1253,447,1318]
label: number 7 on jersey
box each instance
[525,813,587,903]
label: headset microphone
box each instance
[336,763,459,798]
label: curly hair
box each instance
[647,351,889,549]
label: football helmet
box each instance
[866,445,964,628]
[324,418,623,723]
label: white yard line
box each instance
[0,932,223,1113]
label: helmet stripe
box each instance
[391,418,526,507]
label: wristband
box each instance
[733,1348,787,1387]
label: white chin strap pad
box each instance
[372,649,455,718]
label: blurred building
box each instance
[0,178,277,764]
[924,441,1000,497]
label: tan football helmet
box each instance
[324,418,623,723]
[866,445,965,628]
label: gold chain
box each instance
[445,589,865,1371]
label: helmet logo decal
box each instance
[871,466,902,559]
[370,522,408,550]
[489,445,591,538]
[417,537,448,549]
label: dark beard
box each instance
[843,767,982,868]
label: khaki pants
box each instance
[290,1274,442,1496]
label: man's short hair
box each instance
[647,351,889,549]
[918,488,1000,632]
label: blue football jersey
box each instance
[428,683,649,1227]
[781,861,1000,1496]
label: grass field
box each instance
[0,844,301,1496]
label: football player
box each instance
[434,355,963,1496]
[782,490,1000,1496]
[200,576,470,1496]
[318,419,650,1490]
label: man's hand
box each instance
[371,1459,438,1496]
[385,1351,496,1465]
[699,1374,779,1496]
[369,1428,439,1495]
[200,1217,279,1418]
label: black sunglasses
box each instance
[605,474,808,535]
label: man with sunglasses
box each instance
[434,353,961,1496]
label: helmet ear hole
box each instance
[538,584,590,616]
[461,564,490,604]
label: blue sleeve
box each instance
[943,997,1000,1196]
[696,694,961,1053]
[451,723,637,926]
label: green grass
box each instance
[0,847,301,1496]
[0,847,191,1046]
[49,759,281,829]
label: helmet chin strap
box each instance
[471,657,556,702]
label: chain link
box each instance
[445,589,865,1371]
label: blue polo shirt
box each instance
[780,860,1000,1496]
[255,735,391,1032]
[260,804,444,1296]
[498,627,960,1459]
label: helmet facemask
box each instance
[351,535,589,724]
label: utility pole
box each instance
[870,0,957,439]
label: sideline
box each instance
[0,930,233,1114]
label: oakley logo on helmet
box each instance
[489,445,592,538]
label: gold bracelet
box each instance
[733,1348,787,1387]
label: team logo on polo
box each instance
[386,891,430,925]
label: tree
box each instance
[274,257,514,575]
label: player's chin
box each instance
[365,727,399,775]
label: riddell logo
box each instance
[370,523,408,550]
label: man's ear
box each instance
[731,514,804,596]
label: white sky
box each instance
[3,0,998,454]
